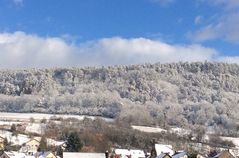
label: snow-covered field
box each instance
[170,127,191,135]
[0,112,114,136]
[25,123,46,135]
[132,125,190,135]
[0,112,113,122]
[132,125,167,133]
[221,136,239,147]
[0,121,22,125]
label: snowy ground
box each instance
[132,125,190,135]
[25,123,46,135]
[132,125,239,148]
[0,130,29,145]
[0,129,64,146]
[0,121,22,125]
[0,112,113,122]
[0,112,113,135]
[221,136,239,147]
[132,125,167,133]
[169,127,191,135]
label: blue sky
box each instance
[0,0,238,68]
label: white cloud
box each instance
[82,37,217,65]
[150,0,175,6]
[0,2,237,68]
[188,24,220,42]
[194,16,203,25]
[197,0,239,10]
[191,0,239,43]
[0,31,237,68]
[13,0,24,7]
[189,12,239,43]
[208,0,239,10]
[0,32,74,68]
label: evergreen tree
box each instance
[65,132,83,152]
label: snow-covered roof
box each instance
[34,151,55,158]
[115,149,131,155]
[114,149,145,158]
[0,131,30,146]
[130,150,145,158]
[63,152,105,158]
[156,153,171,158]
[209,150,234,158]
[155,144,174,156]
[2,151,26,158]
[25,138,40,144]
[172,152,187,158]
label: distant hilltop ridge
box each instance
[0,62,238,135]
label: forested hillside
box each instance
[0,62,239,135]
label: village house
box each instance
[0,151,34,158]
[0,136,5,150]
[113,149,145,158]
[208,150,235,158]
[155,144,174,156]
[214,148,239,158]
[197,153,207,158]
[156,153,172,158]
[114,149,131,158]
[154,143,187,158]
[19,138,40,156]
[172,151,187,158]
[0,151,57,158]
[156,152,188,158]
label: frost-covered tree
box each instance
[0,62,238,135]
